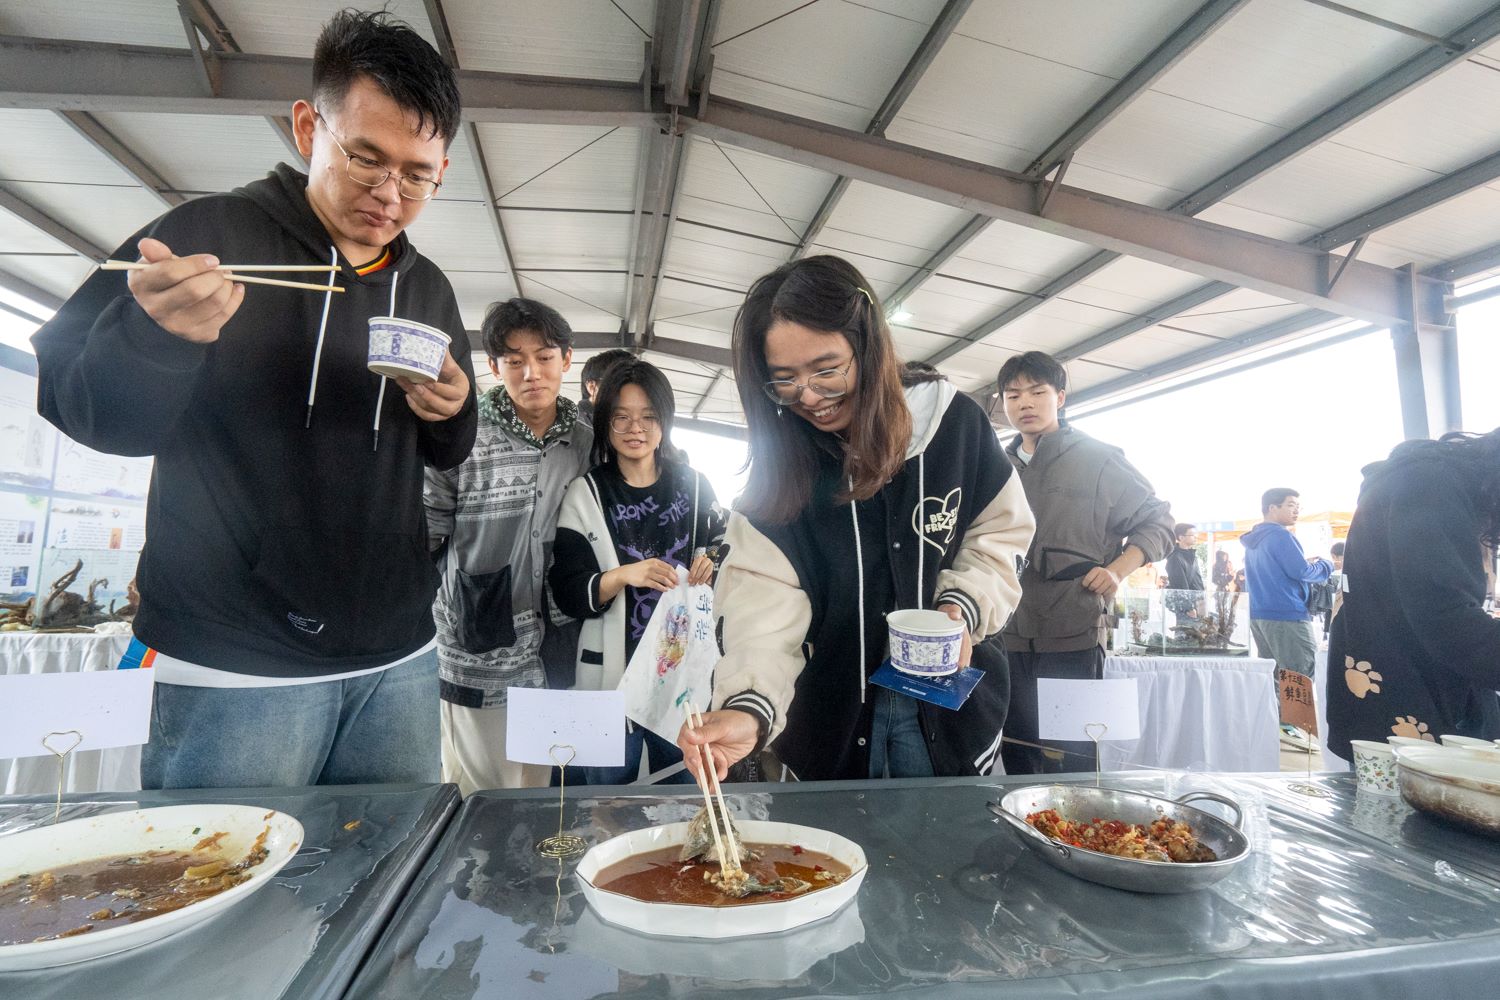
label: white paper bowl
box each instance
[367,316,450,382]
[1439,734,1500,752]
[0,804,303,971]
[887,608,963,677]
[576,820,866,940]
[1351,739,1399,796]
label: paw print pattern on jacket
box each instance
[1391,715,1434,741]
[1344,656,1382,699]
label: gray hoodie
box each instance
[1003,424,1174,652]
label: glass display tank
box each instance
[1114,586,1251,656]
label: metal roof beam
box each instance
[921,3,1500,371]
[0,35,658,127]
[175,1,306,169]
[1024,0,1247,179]
[685,98,1445,329]
[1172,3,1500,215]
[692,368,725,418]
[792,0,972,259]
[423,0,521,300]
[0,267,64,313]
[1428,240,1500,283]
[627,0,715,348]
[888,0,1244,317]
[0,188,106,261]
[55,111,185,210]
[464,330,732,369]
[1306,147,1500,251]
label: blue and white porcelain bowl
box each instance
[367,316,450,383]
[886,609,964,678]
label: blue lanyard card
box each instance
[869,659,984,711]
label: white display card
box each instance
[505,687,626,767]
[1036,677,1141,742]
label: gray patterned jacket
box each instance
[425,387,593,707]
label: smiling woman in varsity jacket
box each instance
[677,256,1035,782]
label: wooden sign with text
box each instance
[1276,669,1319,736]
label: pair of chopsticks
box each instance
[101,259,344,294]
[685,707,743,880]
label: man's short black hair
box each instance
[1330,541,1345,557]
[1261,488,1299,513]
[1174,523,1196,538]
[582,349,636,387]
[482,298,574,358]
[998,351,1067,393]
[314,9,461,147]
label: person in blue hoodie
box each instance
[1241,489,1333,699]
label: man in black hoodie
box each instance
[30,11,477,789]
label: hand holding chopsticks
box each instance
[121,238,247,345]
[685,707,743,878]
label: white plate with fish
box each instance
[576,810,866,940]
[0,804,303,971]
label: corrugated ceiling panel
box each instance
[404,201,507,272]
[678,137,834,237]
[212,0,438,56]
[0,111,139,188]
[1063,357,1148,396]
[440,0,650,80]
[1082,328,1222,371]
[820,181,974,257]
[1332,60,1500,176]
[0,254,92,303]
[1193,201,1315,243]
[673,201,801,249]
[87,113,290,196]
[712,0,947,131]
[1164,289,1308,340]
[653,322,734,351]
[1358,185,1500,268]
[2,181,162,255]
[900,278,1030,336]
[0,208,75,257]
[476,125,640,212]
[502,210,631,270]
[1079,0,1431,196]
[1221,139,1443,237]
[0,0,185,46]
[889,326,959,360]
[887,0,1203,173]
[1340,0,1499,34]
[944,221,1099,293]
[662,231,785,290]
[1067,257,1213,320]
[442,271,511,332]
[516,271,626,329]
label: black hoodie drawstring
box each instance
[850,479,866,704]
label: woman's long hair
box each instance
[732,255,911,524]
[590,357,676,468]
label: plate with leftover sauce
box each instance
[0,804,302,971]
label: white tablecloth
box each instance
[0,632,141,795]
[1100,655,1281,773]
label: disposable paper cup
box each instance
[1351,739,1399,796]
[1439,734,1500,752]
[367,316,450,383]
[886,609,963,678]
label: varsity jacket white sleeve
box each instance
[710,511,813,744]
[934,472,1034,641]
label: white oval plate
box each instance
[0,804,303,971]
[576,820,866,940]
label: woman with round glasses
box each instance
[677,255,1035,783]
[549,358,725,784]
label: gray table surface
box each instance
[0,782,459,1000]
[347,771,1500,999]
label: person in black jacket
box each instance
[677,256,1035,782]
[550,359,724,785]
[30,11,477,789]
[1164,523,1205,626]
[1327,430,1500,760]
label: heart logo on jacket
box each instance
[911,487,962,553]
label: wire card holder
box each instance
[536,743,588,859]
[42,729,83,825]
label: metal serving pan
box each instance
[989,784,1250,894]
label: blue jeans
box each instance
[140,650,440,789]
[563,725,693,787]
[868,686,934,779]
